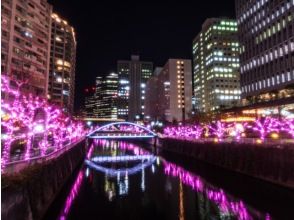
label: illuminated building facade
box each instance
[145,67,162,121]
[117,55,153,121]
[95,73,118,119]
[84,86,96,118]
[1,0,52,97]
[93,76,103,117]
[193,18,241,112]
[48,13,76,113]
[235,0,294,104]
[145,59,192,122]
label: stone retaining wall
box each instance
[161,138,294,188]
[1,140,86,220]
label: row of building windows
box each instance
[242,71,294,93]
[242,2,293,34]
[255,15,292,44]
[241,41,294,73]
[238,0,269,24]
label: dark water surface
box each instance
[44,140,294,220]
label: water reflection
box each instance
[55,140,272,220]
[86,155,156,177]
[59,144,94,220]
[164,161,253,220]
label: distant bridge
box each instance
[86,122,157,139]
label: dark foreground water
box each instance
[44,140,294,220]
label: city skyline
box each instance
[2,1,294,219]
[48,0,235,110]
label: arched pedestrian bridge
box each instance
[86,122,157,139]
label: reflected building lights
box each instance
[119,173,129,196]
[179,182,185,220]
[85,168,90,178]
[141,167,145,192]
[104,176,116,201]
[151,164,155,173]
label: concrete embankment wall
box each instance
[161,138,294,188]
[1,140,86,220]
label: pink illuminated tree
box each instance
[1,75,86,171]
[190,125,203,139]
[208,121,227,140]
[280,119,294,138]
[228,122,247,141]
[248,117,280,141]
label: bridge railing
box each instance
[87,122,157,138]
[162,135,294,146]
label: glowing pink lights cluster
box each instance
[208,121,227,140]
[164,125,203,139]
[163,117,294,142]
[95,139,150,156]
[1,76,86,170]
[247,117,280,140]
[281,119,294,138]
[99,124,146,134]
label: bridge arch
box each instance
[86,122,157,138]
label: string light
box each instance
[1,76,86,171]
[163,117,293,143]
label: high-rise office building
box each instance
[95,73,118,119]
[117,55,153,121]
[93,76,103,117]
[193,18,241,112]
[145,67,162,121]
[145,59,193,122]
[235,0,294,103]
[48,13,76,113]
[1,0,52,97]
[84,85,96,118]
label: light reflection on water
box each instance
[56,140,272,220]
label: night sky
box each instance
[48,0,236,111]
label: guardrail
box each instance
[88,133,156,139]
[161,136,294,146]
[3,137,86,174]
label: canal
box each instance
[44,139,294,220]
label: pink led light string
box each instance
[163,117,293,143]
[247,117,280,141]
[164,161,254,220]
[280,119,294,138]
[94,139,150,156]
[1,76,86,171]
[164,125,203,139]
[208,121,227,140]
[118,141,150,155]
